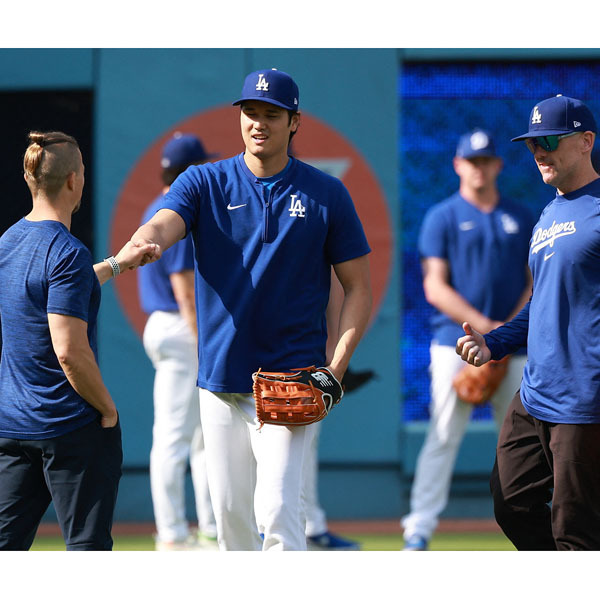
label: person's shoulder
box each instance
[424,191,461,218]
[60,228,93,259]
[584,177,600,200]
[292,157,346,188]
[200,155,239,175]
[0,217,25,239]
[26,223,93,272]
[175,155,241,186]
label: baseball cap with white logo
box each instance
[511,94,597,141]
[233,68,299,112]
[455,129,498,159]
[161,132,218,169]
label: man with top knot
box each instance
[0,131,152,550]
[457,95,600,550]
[129,68,372,551]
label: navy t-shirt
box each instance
[0,219,100,439]
[418,192,534,347]
[160,153,371,393]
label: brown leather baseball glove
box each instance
[252,366,343,428]
[453,356,510,406]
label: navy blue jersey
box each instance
[486,178,600,424]
[0,219,100,439]
[160,153,371,393]
[137,194,195,314]
[418,192,534,347]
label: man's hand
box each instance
[100,411,119,428]
[116,240,160,271]
[455,321,492,366]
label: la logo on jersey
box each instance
[289,195,306,217]
[532,106,542,124]
[501,213,520,234]
[256,74,269,91]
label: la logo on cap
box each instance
[532,106,542,124]
[256,74,269,92]
[470,131,489,150]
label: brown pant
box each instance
[490,392,600,550]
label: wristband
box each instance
[104,256,121,278]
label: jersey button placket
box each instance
[261,184,272,243]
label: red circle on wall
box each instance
[110,105,394,338]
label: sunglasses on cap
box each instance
[525,131,579,153]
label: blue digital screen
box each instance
[400,61,600,421]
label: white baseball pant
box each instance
[144,310,216,543]
[302,421,328,537]
[199,389,317,550]
[401,342,527,541]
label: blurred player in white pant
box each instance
[401,129,534,550]
[138,133,218,550]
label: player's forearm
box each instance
[175,292,197,339]
[424,279,499,333]
[56,343,117,419]
[131,209,186,255]
[94,240,160,285]
[170,270,197,339]
[484,301,530,360]
[327,284,372,382]
[131,221,165,248]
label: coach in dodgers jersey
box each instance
[129,69,372,551]
[0,131,153,550]
[457,95,600,549]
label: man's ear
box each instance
[582,131,596,153]
[291,111,301,133]
[65,171,76,191]
[452,156,461,176]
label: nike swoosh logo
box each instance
[544,252,555,261]
[227,203,247,211]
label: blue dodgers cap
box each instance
[511,95,597,141]
[232,68,299,111]
[161,132,218,169]
[455,129,498,159]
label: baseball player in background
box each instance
[138,133,218,551]
[128,68,372,551]
[0,131,152,550]
[457,95,600,550]
[401,130,535,550]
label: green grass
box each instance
[30,531,515,551]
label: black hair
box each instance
[161,164,197,187]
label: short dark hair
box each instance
[161,165,189,187]
[288,110,299,143]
